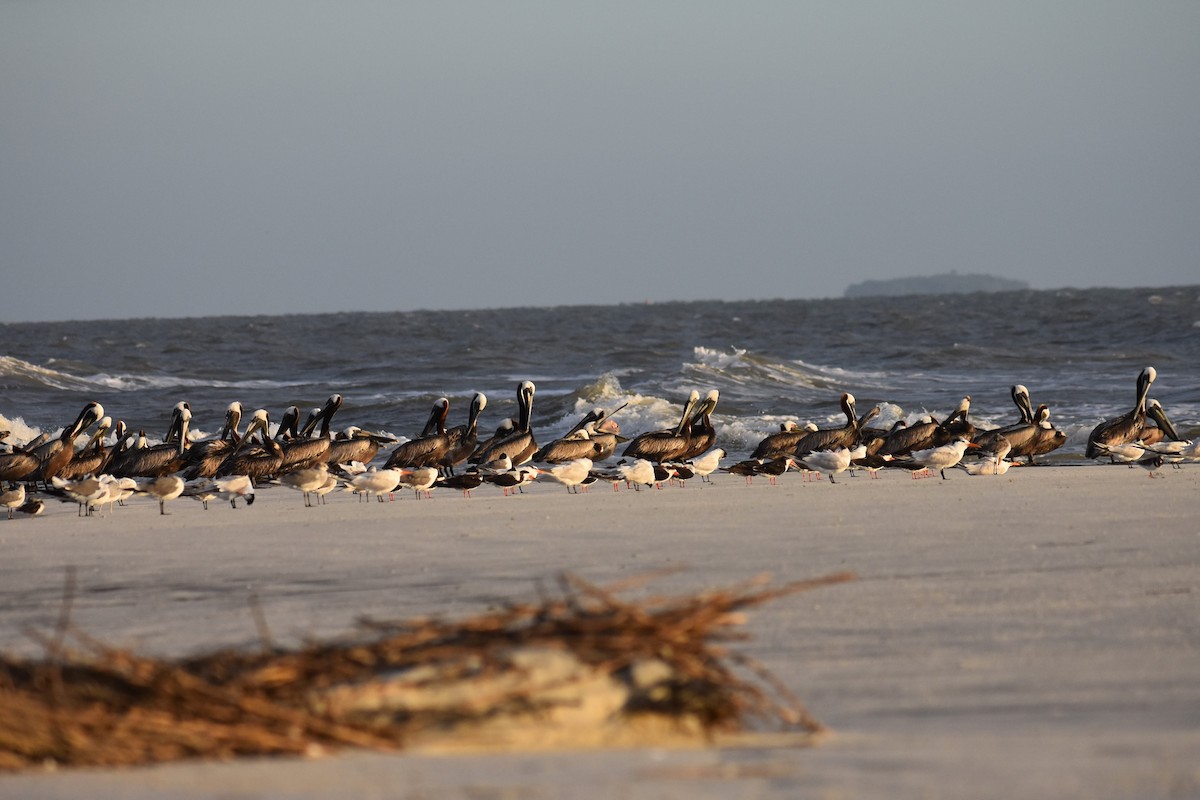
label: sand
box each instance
[1,464,1198,798]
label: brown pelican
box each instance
[878,412,955,458]
[472,381,539,466]
[1086,367,1156,459]
[217,411,285,480]
[324,426,397,468]
[535,406,624,463]
[0,402,103,483]
[278,395,342,472]
[749,421,817,461]
[471,418,516,460]
[108,403,192,478]
[1139,400,1181,447]
[439,392,488,474]
[181,402,245,479]
[678,390,720,460]
[384,398,452,469]
[791,394,866,457]
[621,390,700,463]
[55,416,114,481]
[0,444,41,483]
[35,402,106,485]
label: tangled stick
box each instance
[0,569,854,771]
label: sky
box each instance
[2,2,1198,323]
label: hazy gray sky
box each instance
[3,2,1197,322]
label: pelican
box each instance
[278,395,342,472]
[280,463,330,507]
[1139,400,1182,447]
[181,402,245,479]
[440,392,488,474]
[324,426,397,468]
[749,421,818,461]
[679,390,720,460]
[216,411,285,480]
[20,402,105,485]
[622,391,700,463]
[543,458,593,493]
[1086,367,1156,459]
[384,398,453,470]
[56,416,114,481]
[878,412,955,458]
[108,403,192,478]
[471,418,516,461]
[1,484,26,519]
[790,394,864,457]
[472,382,539,466]
[137,475,186,515]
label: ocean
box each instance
[2,286,1198,463]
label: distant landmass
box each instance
[844,272,1029,298]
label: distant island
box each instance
[844,271,1029,298]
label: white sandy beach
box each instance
[1,464,1198,798]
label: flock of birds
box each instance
[1,366,1194,519]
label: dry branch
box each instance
[0,570,854,771]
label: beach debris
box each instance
[0,569,853,771]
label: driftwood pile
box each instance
[0,570,854,771]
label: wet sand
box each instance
[1,464,1198,798]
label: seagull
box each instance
[137,475,186,515]
[51,475,106,516]
[1,484,25,519]
[397,466,440,499]
[1091,441,1147,465]
[280,463,330,507]
[906,437,978,480]
[689,448,726,483]
[214,474,255,508]
[543,458,593,493]
[350,467,402,502]
[798,448,853,484]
